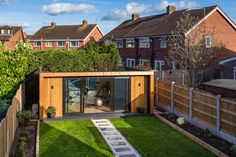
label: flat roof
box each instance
[203,79,236,91]
[40,71,155,78]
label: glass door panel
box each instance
[113,77,129,112]
[64,79,82,113]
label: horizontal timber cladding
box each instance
[39,71,155,118]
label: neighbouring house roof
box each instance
[103,5,236,40]
[203,79,236,91]
[30,24,100,40]
[0,26,22,41]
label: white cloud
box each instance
[22,22,30,28]
[0,0,11,5]
[102,0,198,20]
[43,3,96,15]
[102,8,127,20]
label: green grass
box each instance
[111,115,216,157]
[40,120,114,157]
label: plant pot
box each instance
[47,112,55,118]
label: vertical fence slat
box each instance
[189,87,193,122]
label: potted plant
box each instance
[46,106,56,118]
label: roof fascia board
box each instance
[219,57,236,65]
[83,25,104,41]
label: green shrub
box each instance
[176,117,185,125]
[46,106,56,114]
[204,128,213,138]
[230,145,236,154]
[16,110,32,127]
[14,136,28,157]
[137,106,145,113]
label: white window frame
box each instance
[234,66,236,80]
[57,41,65,47]
[45,41,52,47]
[155,60,165,71]
[139,37,150,48]
[126,58,135,67]
[70,41,79,47]
[126,38,135,48]
[206,36,212,48]
[34,41,41,47]
[1,29,11,35]
[115,39,123,48]
[160,36,167,48]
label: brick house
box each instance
[102,5,236,78]
[29,20,103,51]
[0,26,25,50]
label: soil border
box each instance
[153,111,229,157]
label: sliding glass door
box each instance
[113,77,129,112]
[64,79,83,113]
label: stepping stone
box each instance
[119,154,137,157]
[115,147,131,152]
[103,132,118,135]
[100,128,114,131]
[110,141,126,146]
[107,136,122,140]
[95,121,108,123]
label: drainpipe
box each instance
[135,37,139,66]
[67,37,70,51]
[151,37,155,69]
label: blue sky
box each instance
[0,0,235,35]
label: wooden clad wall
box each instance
[40,76,63,118]
[130,76,146,112]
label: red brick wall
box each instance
[4,29,24,50]
[31,26,103,51]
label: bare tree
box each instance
[167,12,225,88]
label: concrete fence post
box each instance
[171,81,175,113]
[189,87,194,122]
[161,70,165,79]
[181,72,185,85]
[216,95,221,135]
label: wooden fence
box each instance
[0,85,25,157]
[156,80,236,144]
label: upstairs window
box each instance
[160,36,167,48]
[57,41,65,47]
[1,29,11,35]
[126,38,135,48]
[34,41,41,47]
[70,41,79,47]
[206,36,212,48]
[115,39,123,48]
[139,37,150,48]
[45,41,52,47]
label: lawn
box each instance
[111,115,216,157]
[40,120,114,157]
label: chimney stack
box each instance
[51,22,56,27]
[83,20,88,25]
[132,13,140,21]
[167,5,176,14]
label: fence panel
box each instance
[220,98,236,136]
[173,85,190,115]
[192,91,217,126]
[0,84,24,157]
[158,80,171,107]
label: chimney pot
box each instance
[51,22,56,27]
[167,5,176,14]
[83,20,88,25]
[132,13,140,21]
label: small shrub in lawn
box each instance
[16,110,32,127]
[230,145,236,154]
[204,128,213,138]
[176,117,185,125]
[136,106,145,113]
